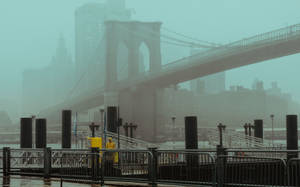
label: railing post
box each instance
[3,147,10,176]
[100,150,105,186]
[91,148,100,183]
[44,147,52,179]
[216,145,227,187]
[148,147,157,187]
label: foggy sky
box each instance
[1,0,300,120]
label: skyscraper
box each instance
[22,35,73,115]
[75,0,131,91]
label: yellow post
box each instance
[87,137,103,163]
[88,137,102,148]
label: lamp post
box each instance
[171,116,176,149]
[100,108,105,148]
[31,115,36,148]
[248,123,254,136]
[270,114,274,145]
[117,118,122,149]
[89,122,99,138]
[129,123,137,138]
[244,123,249,147]
[248,123,254,146]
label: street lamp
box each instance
[270,114,274,145]
[89,122,99,137]
[117,118,122,149]
[31,115,36,148]
[100,108,105,148]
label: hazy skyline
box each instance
[1,0,300,120]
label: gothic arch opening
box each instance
[116,41,129,81]
[138,42,150,73]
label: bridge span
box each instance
[39,23,300,119]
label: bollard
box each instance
[43,147,51,179]
[20,118,32,148]
[185,116,198,180]
[107,106,118,133]
[254,119,263,143]
[62,110,72,148]
[286,115,298,160]
[36,118,47,148]
[185,116,198,150]
[148,147,158,187]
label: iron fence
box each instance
[101,149,153,184]
[2,147,300,186]
[51,149,89,168]
[287,158,300,186]
[157,150,216,186]
[8,149,44,177]
[58,152,97,184]
[217,155,287,187]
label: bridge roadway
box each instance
[39,23,300,118]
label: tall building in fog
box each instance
[190,49,226,94]
[22,35,73,115]
[75,0,131,91]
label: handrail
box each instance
[76,129,158,149]
[206,128,284,148]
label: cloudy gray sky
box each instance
[1,0,300,119]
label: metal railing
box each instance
[58,152,95,183]
[157,150,216,186]
[77,129,159,149]
[287,158,300,186]
[206,128,285,148]
[3,147,300,186]
[102,149,153,184]
[217,155,287,186]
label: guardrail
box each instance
[2,147,300,186]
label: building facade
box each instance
[22,35,74,115]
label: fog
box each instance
[1,0,300,131]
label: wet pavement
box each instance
[0,176,104,187]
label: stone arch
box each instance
[104,21,162,89]
[138,42,150,73]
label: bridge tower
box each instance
[104,21,162,141]
[104,21,162,90]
